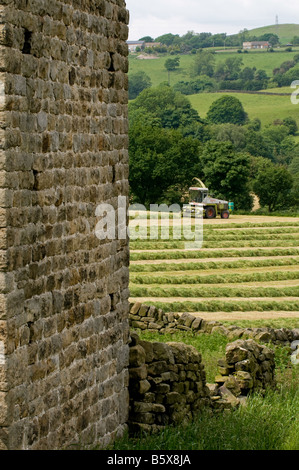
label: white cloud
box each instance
[125,0,299,39]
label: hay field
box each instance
[129,215,299,323]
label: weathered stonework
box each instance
[128,334,277,433]
[0,0,130,450]
[128,332,211,435]
[209,339,276,410]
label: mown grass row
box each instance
[135,227,299,239]
[130,257,299,273]
[130,248,299,261]
[130,239,299,250]
[129,215,299,229]
[204,221,299,229]
[139,299,299,313]
[206,227,299,235]
[129,284,299,298]
[131,270,299,285]
[197,233,299,241]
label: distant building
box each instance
[243,41,270,50]
[127,41,145,52]
[144,42,161,48]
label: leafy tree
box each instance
[276,136,299,165]
[129,71,152,100]
[155,33,180,46]
[214,57,243,81]
[207,95,247,125]
[282,117,298,135]
[129,123,202,205]
[247,118,261,132]
[209,123,246,150]
[263,123,289,144]
[216,57,243,81]
[254,69,268,81]
[139,36,154,42]
[289,155,299,174]
[129,85,202,133]
[253,162,293,211]
[191,50,215,77]
[200,140,253,210]
[164,57,180,71]
[164,58,180,84]
[128,107,162,130]
[272,63,299,87]
[259,33,279,46]
[173,76,216,95]
[273,60,295,76]
[244,129,272,159]
[240,67,255,81]
[211,33,227,47]
[289,156,299,205]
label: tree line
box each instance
[172,51,299,95]
[138,31,281,54]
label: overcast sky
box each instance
[126,0,299,40]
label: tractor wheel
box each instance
[205,206,216,219]
[221,210,230,219]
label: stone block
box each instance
[129,345,146,368]
[130,302,141,315]
[138,305,150,317]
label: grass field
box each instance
[129,215,299,326]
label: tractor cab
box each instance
[189,187,208,204]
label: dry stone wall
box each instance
[130,302,299,346]
[128,332,211,435]
[128,334,277,433]
[209,339,276,410]
[0,0,130,450]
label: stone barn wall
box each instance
[0,0,130,450]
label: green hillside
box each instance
[128,25,299,134]
[129,49,299,87]
[244,23,299,44]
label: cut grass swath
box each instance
[130,257,299,273]
[129,285,299,298]
[130,270,299,285]
[139,299,299,313]
[130,240,299,250]
[130,248,299,261]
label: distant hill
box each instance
[238,24,299,44]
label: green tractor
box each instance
[182,178,233,219]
